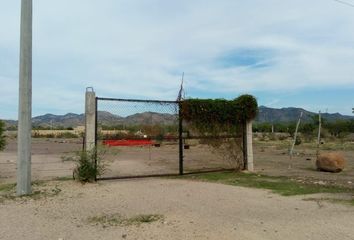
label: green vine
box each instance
[180,94,258,134]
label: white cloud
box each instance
[1,0,354,118]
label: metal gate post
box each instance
[178,102,184,175]
[94,96,98,180]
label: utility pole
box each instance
[289,112,303,160]
[316,111,322,158]
[17,0,32,196]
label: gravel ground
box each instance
[1,178,354,240]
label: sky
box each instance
[1,0,354,119]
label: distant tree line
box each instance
[32,126,74,131]
[6,125,75,131]
[253,116,354,139]
[100,124,178,134]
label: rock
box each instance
[314,181,326,185]
[316,153,346,173]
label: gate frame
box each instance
[94,96,184,180]
[85,90,254,180]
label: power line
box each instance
[332,0,354,8]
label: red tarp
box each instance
[103,139,154,146]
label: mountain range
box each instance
[256,106,354,123]
[2,106,354,128]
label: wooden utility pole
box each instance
[289,112,303,160]
[17,0,32,196]
[316,111,322,158]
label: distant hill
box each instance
[2,106,353,129]
[256,106,354,123]
[31,113,85,128]
[2,111,177,129]
[123,112,177,125]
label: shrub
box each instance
[56,132,78,138]
[0,120,6,151]
[295,137,302,145]
[278,134,288,141]
[32,131,78,138]
[33,132,55,138]
[72,148,106,182]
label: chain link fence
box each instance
[95,97,244,179]
[96,98,180,179]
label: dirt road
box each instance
[1,178,354,240]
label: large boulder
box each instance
[316,153,346,173]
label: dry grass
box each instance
[87,213,164,228]
[0,181,62,203]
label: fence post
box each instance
[85,87,96,151]
[178,101,184,175]
[245,120,254,171]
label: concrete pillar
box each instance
[17,0,32,196]
[85,88,96,151]
[246,120,254,171]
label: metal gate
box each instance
[95,97,243,180]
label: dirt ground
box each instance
[1,138,354,239]
[1,178,354,240]
[0,138,81,183]
[1,138,354,186]
[253,140,354,188]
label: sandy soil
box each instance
[1,178,354,240]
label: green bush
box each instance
[0,120,6,151]
[72,148,106,182]
[32,131,78,138]
[295,137,302,145]
[56,132,78,138]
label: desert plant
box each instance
[0,120,6,151]
[295,136,302,145]
[72,148,106,182]
[56,132,78,138]
[278,134,289,141]
[32,132,55,138]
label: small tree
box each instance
[72,148,106,182]
[0,120,6,151]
